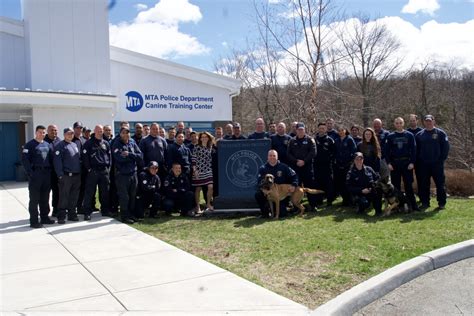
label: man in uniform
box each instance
[72,121,87,214]
[351,125,362,145]
[255,150,298,218]
[22,125,56,228]
[132,123,144,144]
[223,123,233,139]
[289,121,298,137]
[135,161,161,219]
[82,125,112,220]
[53,127,81,224]
[176,121,185,134]
[386,117,419,211]
[415,115,450,210]
[139,122,168,181]
[313,123,336,206]
[407,114,422,136]
[103,125,113,143]
[268,122,277,135]
[163,163,195,216]
[44,124,61,217]
[287,123,318,211]
[143,124,150,138]
[112,127,143,223]
[270,122,291,165]
[228,122,246,140]
[166,126,177,145]
[214,127,224,141]
[326,118,338,140]
[248,118,270,139]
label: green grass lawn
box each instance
[132,198,474,309]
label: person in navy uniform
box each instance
[139,122,168,181]
[415,115,450,210]
[287,122,318,210]
[350,125,363,145]
[132,123,144,144]
[407,114,422,136]
[386,117,419,211]
[166,126,177,145]
[112,127,143,224]
[313,123,336,206]
[268,122,277,135]
[248,118,270,139]
[333,126,357,205]
[163,163,195,216]
[373,118,390,157]
[44,124,61,217]
[326,118,338,140]
[53,127,81,224]
[346,152,382,215]
[227,122,246,140]
[167,132,192,176]
[223,123,233,140]
[135,161,161,219]
[270,122,292,165]
[22,125,56,228]
[82,125,112,220]
[255,150,299,218]
[72,121,87,214]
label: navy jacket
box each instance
[137,170,161,196]
[163,172,191,199]
[21,139,54,176]
[357,142,381,173]
[270,133,292,164]
[257,162,298,188]
[167,142,191,173]
[415,128,450,164]
[287,135,316,166]
[386,131,416,165]
[407,127,422,136]
[314,134,335,165]
[53,141,81,177]
[376,129,390,159]
[82,136,111,170]
[346,165,379,195]
[44,135,61,148]
[248,131,270,139]
[112,139,143,175]
[138,135,168,168]
[327,129,338,141]
[334,136,357,168]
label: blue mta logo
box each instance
[125,91,143,112]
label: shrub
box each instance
[445,169,474,197]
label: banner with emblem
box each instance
[214,139,271,209]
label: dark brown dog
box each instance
[260,174,324,219]
[375,177,410,216]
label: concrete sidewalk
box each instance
[0,182,309,315]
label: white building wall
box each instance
[22,0,111,93]
[0,19,26,89]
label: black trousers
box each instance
[50,170,59,215]
[135,191,161,218]
[418,161,447,207]
[255,190,289,217]
[83,169,110,215]
[28,169,51,224]
[58,173,81,220]
[390,162,417,208]
[353,191,382,214]
[76,169,88,212]
[294,164,318,208]
[163,191,194,215]
[334,165,352,205]
[313,162,335,204]
[109,165,118,213]
[115,173,137,220]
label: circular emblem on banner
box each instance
[225,150,263,188]
[125,91,144,112]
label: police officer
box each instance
[326,118,338,140]
[53,127,81,224]
[103,125,113,143]
[227,122,246,140]
[351,125,362,145]
[313,123,336,206]
[82,125,112,220]
[223,123,233,139]
[287,123,317,210]
[346,152,382,215]
[135,161,161,219]
[268,122,277,135]
[386,117,419,211]
[166,126,177,145]
[167,132,192,176]
[373,118,390,157]
[44,124,61,217]
[248,118,270,139]
[255,150,299,218]
[333,126,357,206]
[407,114,422,136]
[270,122,292,165]
[132,123,144,144]
[22,125,56,228]
[112,127,143,223]
[163,163,195,216]
[72,121,87,214]
[415,115,450,210]
[139,122,168,181]
[289,121,298,137]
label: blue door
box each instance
[0,122,19,181]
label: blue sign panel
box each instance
[215,139,271,209]
[125,91,144,112]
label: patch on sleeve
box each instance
[55,151,60,155]
[114,149,119,153]
[143,180,147,184]
[164,180,169,186]
[22,149,29,153]
[83,149,87,154]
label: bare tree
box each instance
[335,15,402,126]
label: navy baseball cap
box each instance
[424,115,434,121]
[233,122,241,128]
[296,122,305,129]
[148,161,159,169]
[73,121,83,129]
[120,127,130,133]
[63,127,74,134]
[354,152,364,159]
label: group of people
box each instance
[22,113,449,228]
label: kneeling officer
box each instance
[163,163,194,216]
[135,161,161,219]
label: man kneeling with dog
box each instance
[255,150,299,218]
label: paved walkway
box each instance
[0,182,309,315]
[355,257,474,315]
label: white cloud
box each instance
[134,3,148,11]
[402,0,440,15]
[222,41,228,47]
[109,0,209,59]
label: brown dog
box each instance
[260,174,325,219]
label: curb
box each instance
[312,239,474,316]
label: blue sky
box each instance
[1,0,473,70]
